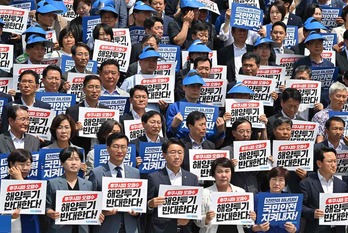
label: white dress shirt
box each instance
[166,166,182,186]
[108,161,126,178]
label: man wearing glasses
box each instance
[68,43,93,74]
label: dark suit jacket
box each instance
[46,175,92,233]
[126,61,138,78]
[287,13,303,28]
[89,163,140,233]
[119,112,134,129]
[290,42,305,55]
[182,138,215,171]
[269,47,295,63]
[0,131,41,153]
[65,102,109,153]
[130,43,143,65]
[0,98,51,134]
[147,168,199,233]
[300,172,347,233]
[217,43,254,83]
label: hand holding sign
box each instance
[205,210,215,225]
[148,197,165,208]
[12,209,20,220]
[47,209,60,220]
[102,208,117,216]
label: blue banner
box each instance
[161,35,170,44]
[0,215,11,233]
[256,192,303,229]
[283,26,298,49]
[93,144,136,168]
[0,97,8,120]
[129,26,146,44]
[35,92,76,115]
[138,142,165,174]
[230,3,263,32]
[98,95,130,116]
[179,102,219,136]
[158,44,181,72]
[321,6,342,29]
[321,33,337,51]
[82,15,101,43]
[60,55,98,73]
[0,151,39,180]
[311,67,338,89]
[11,0,35,10]
[38,148,84,180]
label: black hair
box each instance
[193,56,212,68]
[8,105,28,121]
[58,27,78,48]
[71,42,90,56]
[97,120,123,144]
[93,23,114,41]
[59,146,83,163]
[7,149,33,168]
[144,16,163,30]
[162,138,185,153]
[267,166,289,186]
[293,65,312,78]
[130,85,149,98]
[100,59,120,72]
[273,117,292,129]
[342,5,348,22]
[50,114,77,141]
[191,20,209,35]
[316,146,336,163]
[83,75,101,87]
[141,34,161,46]
[271,21,287,33]
[231,118,252,131]
[305,3,321,22]
[141,110,163,123]
[106,133,129,147]
[19,69,40,84]
[267,0,286,23]
[325,116,345,129]
[210,157,234,177]
[42,64,62,79]
[73,0,91,13]
[186,111,206,128]
[242,52,260,65]
[281,88,302,102]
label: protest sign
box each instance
[236,75,276,106]
[257,66,286,92]
[55,191,102,225]
[61,55,98,73]
[135,75,175,103]
[124,120,145,141]
[210,192,254,225]
[0,152,39,180]
[39,149,64,180]
[45,30,57,56]
[0,179,46,214]
[93,144,136,168]
[189,149,230,181]
[129,26,146,44]
[286,79,321,108]
[290,120,318,142]
[210,65,227,80]
[230,0,260,8]
[0,77,13,94]
[161,35,170,44]
[328,111,348,136]
[323,50,336,65]
[66,73,88,102]
[150,61,176,76]
[27,107,55,140]
[78,107,119,138]
[256,193,303,229]
[0,97,8,119]
[335,150,348,176]
[275,54,304,78]
[199,79,227,107]
[225,99,265,128]
[283,26,298,49]
[11,0,35,10]
[158,185,203,219]
[321,33,337,51]
[272,141,314,171]
[93,39,130,72]
[62,0,77,21]
[319,193,348,225]
[230,3,263,32]
[112,28,131,47]
[197,0,220,15]
[102,177,148,213]
[0,44,13,73]
[233,140,272,172]
[138,142,165,174]
[82,16,101,43]
[311,67,338,89]
[158,44,181,71]
[321,6,341,28]
[98,96,130,116]
[179,102,219,135]
[35,93,76,115]
[0,6,29,34]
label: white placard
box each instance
[319,193,348,225]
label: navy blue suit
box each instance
[287,13,303,28]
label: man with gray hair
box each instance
[312,81,348,143]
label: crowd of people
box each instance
[1,0,348,232]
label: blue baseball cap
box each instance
[37,0,63,14]
[134,1,156,11]
[304,31,326,43]
[183,70,206,86]
[227,82,254,95]
[46,0,68,14]
[187,39,211,53]
[96,5,119,15]
[139,46,162,60]
[254,37,274,47]
[180,0,205,9]
[26,34,54,48]
[304,17,327,30]
[23,26,47,36]
[0,19,4,26]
